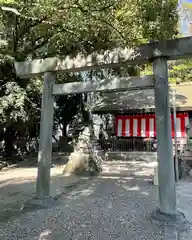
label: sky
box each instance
[178,0,192,36]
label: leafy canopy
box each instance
[0,0,179,130]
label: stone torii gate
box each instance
[15,36,192,222]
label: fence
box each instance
[98,137,156,152]
[0,134,188,157]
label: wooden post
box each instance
[153,58,176,215]
[36,72,55,198]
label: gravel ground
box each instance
[0,155,84,221]
[0,160,164,240]
[178,225,192,240]
[177,181,192,240]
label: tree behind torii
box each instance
[0,0,178,167]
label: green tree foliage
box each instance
[142,59,192,84]
[0,0,179,159]
[169,59,192,83]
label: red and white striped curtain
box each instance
[115,113,189,138]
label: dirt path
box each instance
[1,156,192,239]
[0,159,164,240]
[0,155,87,221]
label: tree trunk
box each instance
[62,123,67,137]
[62,110,103,176]
[4,127,17,163]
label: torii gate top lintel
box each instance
[15,36,192,77]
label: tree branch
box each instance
[1,6,51,24]
[99,19,127,44]
[75,4,127,44]
[18,18,48,39]
[23,25,83,55]
[57,1,117,12]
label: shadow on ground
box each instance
[0,157,191,239]
[0,162,164,240]
[1,153,70,170]
[0,160,155,222]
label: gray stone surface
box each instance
[36,72,55,198]
[164,226,177,240]
[153,57,176,215]
[178,224,192,240]
[107,151,157,162]
[177,181,192,240]
[0,160,164,240]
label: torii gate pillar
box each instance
[36,72,55,198]
[153,57,184,223]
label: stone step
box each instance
[106,151,157,162]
